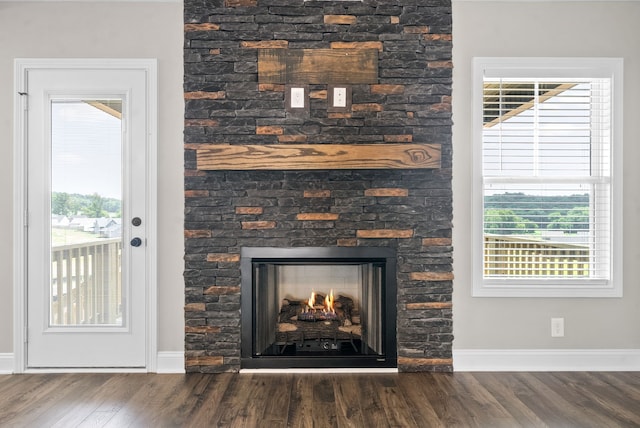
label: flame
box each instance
[307,289,335,313]
[324,289,335,313]
[307,291,316,310]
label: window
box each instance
[472,58,623,297]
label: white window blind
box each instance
[472,58,623,297]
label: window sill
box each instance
[472,280,622,298]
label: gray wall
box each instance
[0,1,185,355]
[1,0,639,366]
[452,1,640,351]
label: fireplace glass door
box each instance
[241,247,397,369]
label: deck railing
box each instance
[51,238,122,325]
[484,235,590,277]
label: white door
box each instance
[20,60,155,368]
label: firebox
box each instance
[241,247,397,369]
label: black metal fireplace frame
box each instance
[240,247,397,369]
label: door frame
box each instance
[13,58,158,373]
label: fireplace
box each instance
[241,247,397,369]
[184,0,454,373]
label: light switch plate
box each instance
[286,85,309,114]
[333,87,347,107]
[290,87,305,108]
[328,85,352,112]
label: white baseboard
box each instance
[0,353,14,374]
[0,352,184,374]
[7,349,639,374]
[454,349,640,371]
[156,351,184,373]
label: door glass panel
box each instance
[50,99,123,326]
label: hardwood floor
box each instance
[0,372,639,427]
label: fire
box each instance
[307,291,316,310]
[324,289,335,313]
[306,289,335,313]
[300,289,338,321]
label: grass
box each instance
[51,228,105,246]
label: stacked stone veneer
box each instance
[184,0,453,372]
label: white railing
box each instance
[51,238,122,325]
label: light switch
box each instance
[290,87,305,108]
[286,85,309,113]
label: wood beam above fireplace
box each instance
[258,49,378,85]
[196,143,441,170]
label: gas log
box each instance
[276,293,361,343]
[279,293,356,323]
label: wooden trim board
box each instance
[196,144,441,170]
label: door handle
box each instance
[130,237,143,247]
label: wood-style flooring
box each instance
[0,371,639,427]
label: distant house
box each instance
[51,215,70,228]
[98,218,122,238]
[54,216,122,238]
[67,216,94,232]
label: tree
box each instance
[52,192,71,216]
[484,192,589,230]
[484,208,538,235]
[83,193,107,218]
[547,207,589,233]
[102,197,122,216]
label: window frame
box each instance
[471,57,623,298]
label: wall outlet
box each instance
[551,317,565,337]
[327,85,352,112]
[333,87,347,108]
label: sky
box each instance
[51,101,122,200]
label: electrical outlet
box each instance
[551,317,565,337]
[333,87,347,108]
[328,85,351,112]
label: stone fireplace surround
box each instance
[184,0,453,373]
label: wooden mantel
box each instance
[196,143,441,170]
